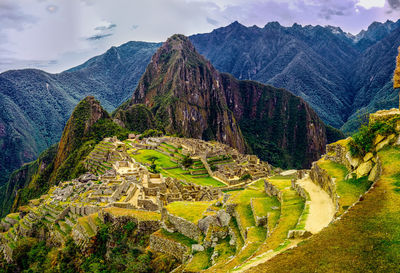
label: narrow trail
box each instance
[297,174,335,234]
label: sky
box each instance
[0,0,399,73]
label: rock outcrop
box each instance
[116,34,329,168]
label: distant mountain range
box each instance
[0,19,399,185]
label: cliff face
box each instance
[117,34,246,152]
[117,35,329,168]
[220,74,327,168]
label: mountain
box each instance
[0,96,129,216]
[190,21,358,128]
[115,35,246,152]
[116,34,330,168]
[342,27,400,132]
[354,19,400,51]
[2,19,400,187]
[0,42,160,185]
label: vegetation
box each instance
[318,158,373,214]
[248,146,400,272]
[131,149,225,187]
[1,222,178,273]
[348,118,397,157]
[166,201,213,224]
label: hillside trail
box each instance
[296,174,335,234]
[233,173,335,272]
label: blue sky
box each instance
[0,0,399,73]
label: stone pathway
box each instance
[297,174,335,234]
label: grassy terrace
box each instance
[318,158,372,214]
[131,148,225,187]
[156,228,196,247]
[206,180,284,272]
[102,207,161,221]
[165,201,213,224]
[248,147,400,272]
[250,175,304,256]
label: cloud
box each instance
[388,0,400,9]
[206,17,219,26]
[94,23,117,31]
[86,33,113,40]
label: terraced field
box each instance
[130,146,225,187]
[247,146,400,272]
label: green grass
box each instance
[252,197,280,218]
[131,149,178,168]
[132,149,224,187]
[161,165,225,187]
[318,158,372,214]
[185,248,213,271]
[246,146,400,273]
[158,228,196,247]
[166,201,213,224]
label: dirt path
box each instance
[297,174,335,234]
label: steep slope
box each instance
[0,42,159,185]
[116,34,329,168]
[190,21,358,128]
[342,27,400,133]
[355,19,400,51]
[0,96,129,216]
[116,35,246,152]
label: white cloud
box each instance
[0,0,399,73]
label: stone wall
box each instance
[162,209,202,241]
[264,180,283,202]
[149,233,189,262]
[250,199,268,227]
[309,162,339,212]
[291,179,308,200]
[100,210,161,234]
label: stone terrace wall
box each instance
[310,162,339,212]
[149,233,189,262]
[100,210,160,234]
[162,209,202,241]
[264,180,283,202]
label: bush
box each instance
[139,129,163,139]
[240,173,252,181]
[349,119,397,157]
[181,156,194,168]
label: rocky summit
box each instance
[115,34,333,169]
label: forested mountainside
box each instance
[0,42,160,185]
[1,19,399,188]
[115,35,329,169]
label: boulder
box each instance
[192,244,205,252]
[355,161,373,178]
[345,152,361,169]
[374,134,385,145]
[376,138,390,152]
[198,215,218,234]
[363,152,373,162]
[216,210,231,227]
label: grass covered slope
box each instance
[248,146,400,272]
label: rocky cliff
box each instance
[116,35,330,168]
[116,34,246,152]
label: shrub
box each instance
[349,119,397,157]
[240,173,252,181]
[181,156,194,168]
